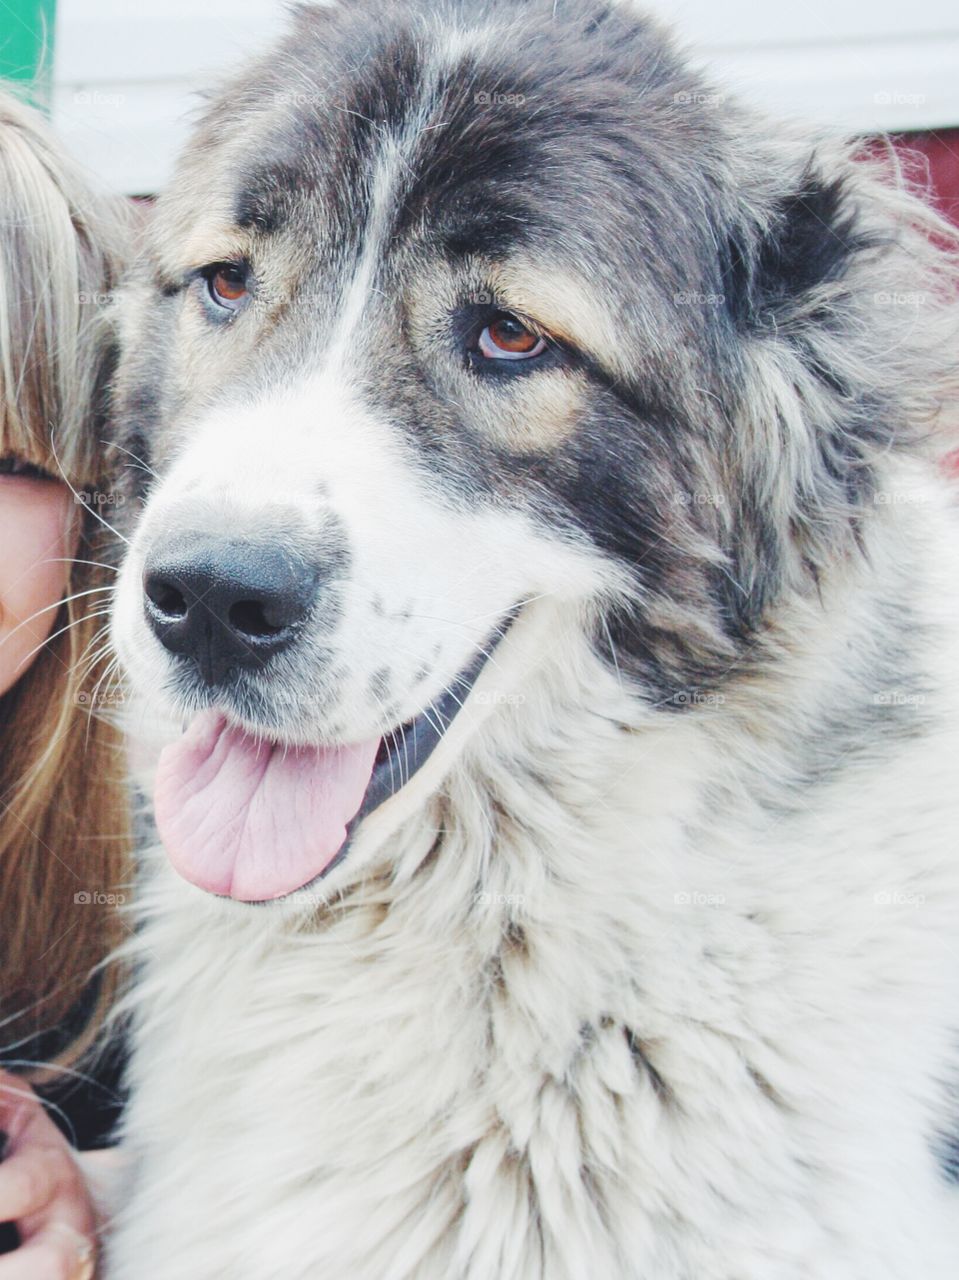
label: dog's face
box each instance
[112,0,907,902]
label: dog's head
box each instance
[111,0,954,903]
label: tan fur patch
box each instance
[488,258,624,377]
[405,259,594,451]
[158,217,254,279]
[473,367,588,452]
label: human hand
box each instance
[0,1070,96,1279]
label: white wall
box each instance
[50,0,959,195]
[52,0,289,194]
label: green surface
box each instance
[0,0,56,102]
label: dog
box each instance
[105,1,959,1276]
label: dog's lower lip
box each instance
[344,642,496,839]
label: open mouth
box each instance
[152,646,495,903]
[353,646,489,832]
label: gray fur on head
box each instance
[113,0,959,709]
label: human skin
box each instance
[0,474,101,1280]
[0,469,78,698]
[0,1072,97,1278]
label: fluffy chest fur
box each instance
[107,494,959,1279]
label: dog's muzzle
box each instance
[135,527,511,904]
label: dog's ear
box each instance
[717,144,958,479]
[719,161,884,334]
[711,146,957,623]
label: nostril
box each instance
[228,599,287,640]
[142,537,320,677]
[146,576,189,620]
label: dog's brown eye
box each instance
[207,264,249,311]
[479,315,547,361]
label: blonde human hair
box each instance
[0,85,132,1081]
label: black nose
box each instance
[143,535,319,685]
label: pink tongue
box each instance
[154,710,380,901]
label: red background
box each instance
[894,129,959,474]
[895,129,959,226]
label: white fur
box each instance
[106,454,959,1279]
